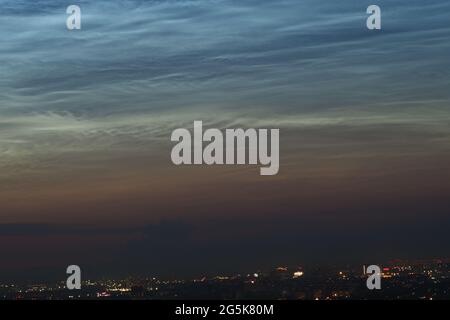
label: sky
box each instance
[0,0,450,281]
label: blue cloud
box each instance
[0,0,449,177]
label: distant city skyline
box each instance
[2,259,449,300]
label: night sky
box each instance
[1,0,450,281]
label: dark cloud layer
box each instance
[2,208,450,281]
